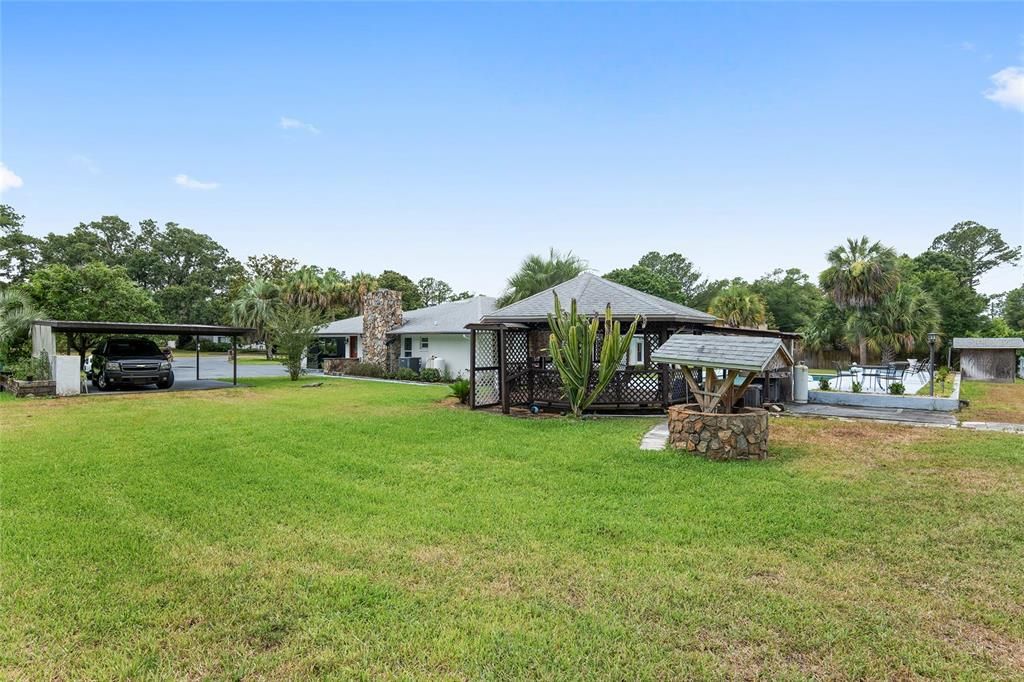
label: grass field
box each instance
[2,379,1023,679]
[960,380,1024,424]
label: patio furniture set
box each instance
[830,360,928,392]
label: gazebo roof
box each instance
[481,273,717,324]
[952,337,1024,350]
[651,333,793,372]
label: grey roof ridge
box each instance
[489,271,590,316]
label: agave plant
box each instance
[547,294,638,419]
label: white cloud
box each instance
[173,173,219,190]
[279,116,321,135]
[0,163,24,191]
[70,154,100,175]
[984,66,1024,111]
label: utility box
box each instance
[793,363,809,404]
[54,355,81,396]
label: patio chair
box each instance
[877,363,908,391]
[832,361,854,389]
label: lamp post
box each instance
[927,332,939,397]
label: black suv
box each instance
[90,338,174,390]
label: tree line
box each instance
[495,221,1021,362]
[0,205,472,365]
[1,202,1021,369]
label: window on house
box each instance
[403,337,413,358]
[420,337,429,350]
[632,337,645,366]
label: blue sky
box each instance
[2,2,1022,296]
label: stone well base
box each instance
[667,405,769,461]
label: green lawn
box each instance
[2,379,1023,679]
[960,379,1024,424]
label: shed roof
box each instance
[481,272,717,324]
[651,333,794,372]
[319,295,497,336]
[952,337,1024,350]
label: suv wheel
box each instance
[97,372,112,391]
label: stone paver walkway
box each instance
[960,421,1024,434]
[640,421,670,450]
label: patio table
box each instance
[854,365,889,392]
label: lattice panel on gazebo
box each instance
[475,330,498,367]
[471,330,500,407]
[594,370,662,405]
[473,369,500,407]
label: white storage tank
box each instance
[430,356,445,374]
[793,363,808,403]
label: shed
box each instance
[651,334,793,413]
[952,337,1023,382]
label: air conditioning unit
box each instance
[399,357,421,372]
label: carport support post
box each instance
[232,336,237,385]
[196,338,200,381]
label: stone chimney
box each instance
[362,289,403,369]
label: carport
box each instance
[31,320,255,386]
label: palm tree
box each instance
[0,288,42,358]
[861,284,941,363]
[231,278,281,358]
[708,285,769,327]
[819,236,899,361]
[345,272,378,315]
[498,249,588,307]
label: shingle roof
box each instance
[318,296,497,336]
[651,333,793,372]
[481,272,717,324]
[952,337,1024,350]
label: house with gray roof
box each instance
[317,295,496,378]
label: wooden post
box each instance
[469,329,477,409]
[232,336,237,385]
[498,328,509,414]
[196,338,200,381]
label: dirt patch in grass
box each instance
[772,417,938,476]
[939,619,1024,674]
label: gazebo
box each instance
[467,273,724,413]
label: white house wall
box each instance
[398,333,472,378]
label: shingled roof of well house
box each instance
[651,334,793,372]
[481,273,717,324]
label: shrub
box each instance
[419,368,441,383]
[449,378,470,404]
[394,368,419,381]
[851,381,862,393]
[818,378,831,391]
[347,362,384,378]
[441,367,453,383]
[888,382,906,395]
[8,352,52,381]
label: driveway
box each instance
[171,355,290,380]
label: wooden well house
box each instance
[650,334,794,413]
[466,273,798,414]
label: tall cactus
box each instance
[547,294,639,418]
